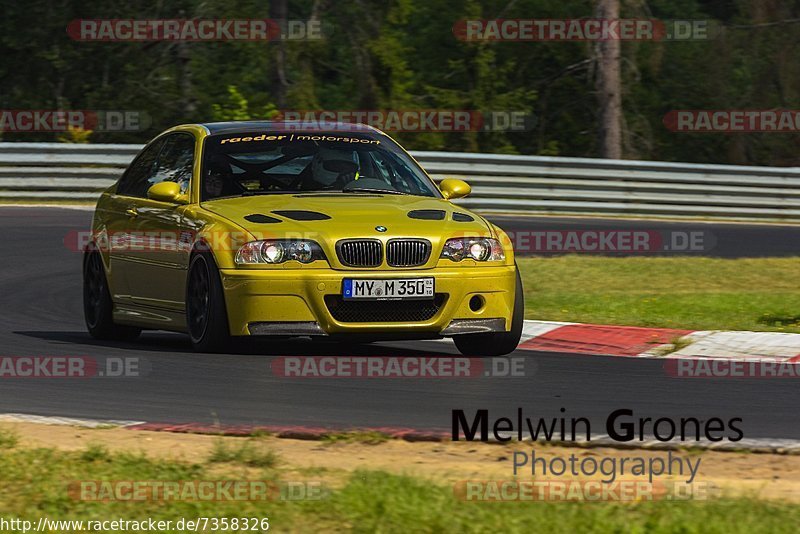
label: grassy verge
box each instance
[0,433,799,533]
[517,256,800,333]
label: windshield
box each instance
[200,131,441,201]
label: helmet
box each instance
[310,148,357,186]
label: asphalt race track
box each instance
[0,206,797,440]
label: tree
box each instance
[595,0,622,159]
[269,0,289,108]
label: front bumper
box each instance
[219,265,517,337]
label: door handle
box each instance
[125,207,138,218]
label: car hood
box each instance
[200,193,493,241]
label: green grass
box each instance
[208,437,280,468]
[517,256,800,332]
[79,443,111,462]
[330,471,799,533]
[0,428,19,449]
[0,445,798,533]
[321,431,390,445]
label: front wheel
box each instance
[453,268,524,357]
[186,251,231,352]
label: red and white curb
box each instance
[0,413,440,442]
[1,413,799,453]
[513,320,800,362]
[0,413,145,428]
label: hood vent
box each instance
[244,214,282,224]
[408,209,445,220]
[452,212,474,222]
[272,210,331,221]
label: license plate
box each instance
[343,278,434,300]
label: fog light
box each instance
[469,295,485,312]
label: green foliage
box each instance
[211,86,278,122]
[1,0,799,164]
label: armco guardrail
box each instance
[1,142,800,220]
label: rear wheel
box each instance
[453,268,524,357]
[186,251,231,352]
[83,250,141,341]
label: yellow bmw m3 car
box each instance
[83,121,523,355]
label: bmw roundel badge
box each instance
[375,226,387,232]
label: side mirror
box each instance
[147,182,187,204]
[439,178,471,200]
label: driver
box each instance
[204,159,236,199]
[306,148,358,190]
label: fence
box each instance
[2,142,799,220]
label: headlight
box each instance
[235,240,326,265]
[441,238,505,262]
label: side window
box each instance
[150,134,195,195]
[116,138,165,198]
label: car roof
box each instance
[198,121,383,136]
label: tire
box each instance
[83,250,141,341]
[453,267,524,357]
[186,251,231,352]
